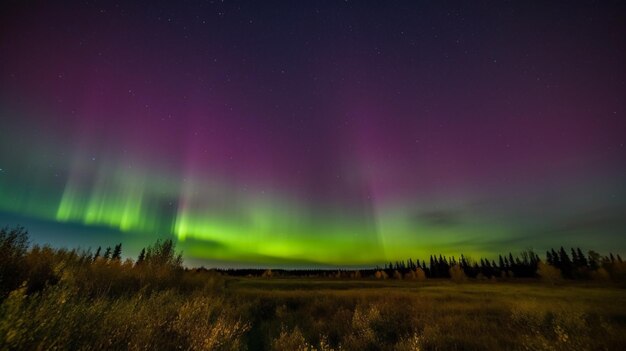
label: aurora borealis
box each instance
[0,1,625,267]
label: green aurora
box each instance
[1,1,625,267]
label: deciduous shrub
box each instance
[449,264,467,282]
[0,226,29,297]
[537,262,561,283]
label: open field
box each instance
[3,276,626,350]
[228,278,626,350]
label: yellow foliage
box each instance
[449,264,467,282]
[537,262,561,283]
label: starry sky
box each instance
[0,1,625,267]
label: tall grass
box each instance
[0,286,248,350]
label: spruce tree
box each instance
[558,247,572,277]
[551,248,560,267]
[571,248,580,267]
[136,248,146,265]
[546,251,553,265]
[103,247,112,260]
[576,248,588,267]
[93,246,101,262]
[112,243,122,261]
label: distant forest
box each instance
[219,247,624,282]
[1,225,625,298]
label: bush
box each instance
[404,270,416,280]
[537,262,561,283]
[415,268,427,281]
[172,297,250,350]
[0,226,29,297]
[342,305,381,350]
[272,326,308,351]
[24,245,59,294]
[375,270,388,280]
[449,264,467,282]
[591,267,610,281]
[262,269,273,278]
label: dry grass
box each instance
[1,274,625,350]
[231,278,626,350]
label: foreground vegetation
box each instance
[1,226,626,350]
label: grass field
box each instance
[227,278,626,350]
[2,273,626,350]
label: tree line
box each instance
[2,225,625,298]
[372,247,623,280]
[0,226,187,298]
[216,247,625,282]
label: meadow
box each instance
[1,227,626,350]
[229,278,626,350]
[3,276,626,350]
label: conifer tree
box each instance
[588,250,601,270]
[93,246,101,261]
[551,248,560,267]
[112,243,122,261]
[508,253,516,269]
[576,248,588,267]
[558,247,572,277]
[571,248,580,267]
[103,247,112,260]
[136,248,146,265]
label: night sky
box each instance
[1,1,625,267]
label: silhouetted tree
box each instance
[576,248,588,267]
[136,248,146,265]
[93,246,101,261]
[546,251,554,265]
[143,239,183,269]
[111,243,122,261]
[588,250,601,270]
[558,247,573,277]
[103,247,112,260]
[572,248,582,267]
[551,248,560,267]
[429,256,435,277]
[25,245,59,294]
[0,226,29,297]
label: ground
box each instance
[2,275,626,350]
[226,278,626,350]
